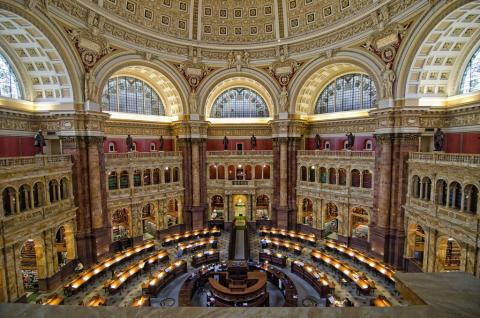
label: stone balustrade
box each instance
[409,152,480,166]
[105,151,182,165]
[207,150,273,157]
[297,150,374,159]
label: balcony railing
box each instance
[0,155,71,168]
[297,150,374,158]
[409,152,480,165]
[207,150,273,156]
[105,151,181,160]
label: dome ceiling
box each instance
[47,0,424,61]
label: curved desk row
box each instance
[259,249,287,268]
[105,250,169,294]
[64,241,155,295]
[41,294,64,306]
[311,249,374,295]
[291,260,332,298]
[131,295,150,307]
[84,295,107,307]
[162,227,221,246]
[178,237,217,254]
[191,250,220,267]
[260,237,302,254]
[250,263,298,307]
[142,260,188,296]
[324,240,396,282]
[259,227,316,245]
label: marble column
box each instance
[191,142,200,207]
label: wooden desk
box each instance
[42,294,64,305]
[178,237,217,254]
[106,250,169,294]
[261,237,302,254]
[291,261,331,298]
[259,227,316,245]
[209,271,268,307]
[259,249,287,268]
[85,295,107,307]
[371,295,392,307]
[191,250,220,267]
[311,249,373,295]
[162,227,221,246]
[142,260,188,296]
[63,241,155,296]
[131,295,150,307]
[324,240,396,282]
[250,263,298,307]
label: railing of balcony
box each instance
[409,152,480,165]
[105,151,182,160]
[0,155,71,168]
[207,150,273,156]
[297,150,374,158]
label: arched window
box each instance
[49,180,59,203]
[364,140,373,150]
[33,182,45,208]
[108,172,118,190]
[459,47,480,94]
[308,166,316,182]
[150,142,156,151]
[411,176,421,199]
[328,168,336,184]
[153,169,160,184]
[436,179,447,206]
[245,165,252,180]
[228,165,235,180]
[108,142,116,152]
[262,165,270,179]
[463,184,478,214]
[324,141,330,150]
[143,169,151,186]
[164,167,171,183]
[60,178,69,200]
[319,167,327,183]
[421,177,432,201]
[133,170,142,187]
[101,76,165,115]
[2,187,16,216]
[173,167,179,182]
[362,170,372,188]
[300,166,307,181]
[351,169,360,187]
[449,182,462,209]
[338,169,347,186]
[210,87,269,118]
[19,185,31,212]
[314,73,377,114]
[0,52,21,99]
[120,171,129,188]
[218,165,225,179]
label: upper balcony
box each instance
[105,151,182,168]
[297,150,375,160]
[409,152,480,167]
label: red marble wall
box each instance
[0,136,36,157]
[445,132,480,154]
[305,136,376,151]
[103,137,174,153]
[206,138,273,151]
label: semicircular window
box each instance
[459,47,480,94]
[102,76,165,116]
[314,74,377,114]
[210,87,269,118]
[0,52,21,99]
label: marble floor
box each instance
[32,229,406,308]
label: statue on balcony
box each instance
[346,132,355,150]
[250,134,257,150]
[434,128,445,151]
[223,136,229,150]
[126,134,134,152]
[159,136,164,151]
[314,134,321,150]
[33,129,46,155]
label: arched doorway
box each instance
[166,199,179,227]
[436,237,461,272]
[256,195,270,220]
[55,226,68,269]
[210,195,224,220]
[407,224,425,267]
[142,204,156,238]
[19,239,44,291]
[350,207,369,241]
[232,194,247,219]
[324,203,338,239]
[302,198,313,226]
[112,208,129,242]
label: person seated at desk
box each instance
[75,261,84,272]
[260,238,267,248]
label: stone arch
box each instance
[290,49,384,115]
[210,195,224,220]
[0,3,82,103]
[18,237,47,291]
[406,223,426,267]
[94,53,188,115]
[350,207,369,241]
[198,67,280,119]
[436,236,462,272]
[301,198,314,226]
[397,1,480,101]
[111,207,130,241]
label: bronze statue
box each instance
[314,134,321,150]
[159,136,164,151]
[126,134,134,152]
[434,128,445,151]
[346,132,355,150]
[250,134,257,150]
[34,129,46,154]
[223,136,229,150]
